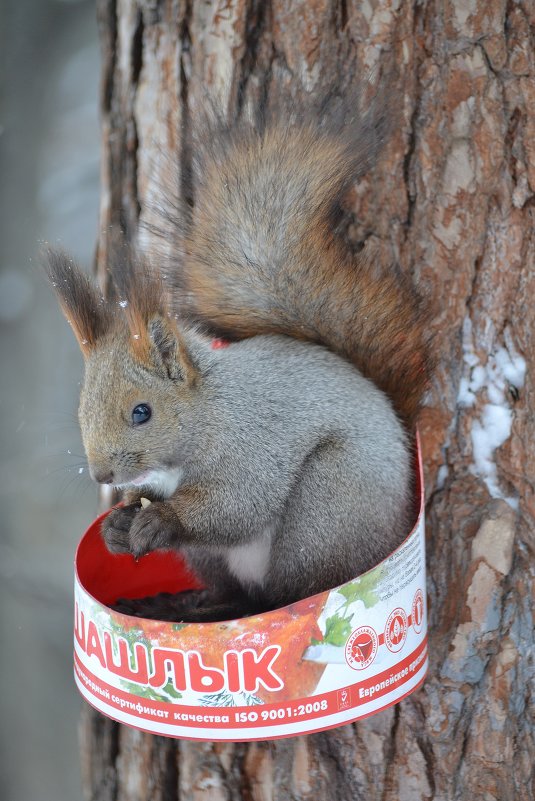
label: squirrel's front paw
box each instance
[101,503,140,554]
[128,502,181,559]
[101,501,181,558]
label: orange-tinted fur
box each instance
[179,125,433,428]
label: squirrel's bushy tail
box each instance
[173,97,433,427]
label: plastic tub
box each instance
[74,439,427,740]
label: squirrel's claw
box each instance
[101,503,140,554]
[101,501,181,558]
[127,502,181,559]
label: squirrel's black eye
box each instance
[132,403,152,425]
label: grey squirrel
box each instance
[44,95,432,622]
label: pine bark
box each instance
[82,1,535,799]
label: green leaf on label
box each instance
[121,680,182,702]
[336,584,362,604]
[337,565,382,608]
[323,615,353,646]
[161,679,183,699]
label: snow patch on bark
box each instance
[458,317,525,507]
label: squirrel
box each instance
[44,92,433,622]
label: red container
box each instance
[74,440,427,740]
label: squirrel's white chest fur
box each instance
[224,525,274,586]
[125,467,184,498]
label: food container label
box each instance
[74,445,427,740]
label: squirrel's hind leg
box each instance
[112,589,208,620]
[264,438,408,607]
[112,590,257,622]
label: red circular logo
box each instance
[345,626,379,670]
[411,589,425,634]
[384,607,408,653]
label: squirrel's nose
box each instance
[91,467,115,484]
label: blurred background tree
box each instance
[1,2,100,800]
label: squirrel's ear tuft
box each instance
[108,250,196,383]
[148,316,198,384]
[109,251,166,357]
[42,247,110,355]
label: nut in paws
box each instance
[128,502,181,558]
[101,501,180,558]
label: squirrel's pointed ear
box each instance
[42,248,110,356]
[148,316,198,384]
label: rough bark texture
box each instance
[82,1,535,799]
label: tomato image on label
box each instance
[411,589,424,634]
[384,607,408,653]
[345,626,379,670]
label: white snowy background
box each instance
[1,2,100,799]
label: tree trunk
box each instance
[81,1,534,799]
